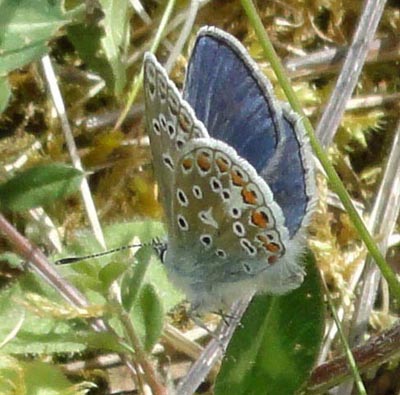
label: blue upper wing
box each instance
[183,27,284,173]
[260,105,315,238]
[183,27,315,238]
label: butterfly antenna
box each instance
[55,238,168,265]
[55,243,144,265]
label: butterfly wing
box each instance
[183,27,285,173]
[261,104,316,238]
[144,29,316,309]
[183,27,315,240]
[165,137,290,292]
[143,53,208,235]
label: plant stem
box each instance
[115,0,177,129]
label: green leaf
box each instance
[0,0,76,76]
[134,283,164,352]
[98,0,129,95]
[0,77,11,113]
[0,280,89,354]
[0,163,84,211]
[215,251,324,395]
[73,331,126,353]
[98,259,129,293]
[141,284,164,352]
[0,356,21,394]
[0,358,94,395]
[68,0,129,95]
[0,252,24,269]
[121,245,153,312]
[67,23,116,91]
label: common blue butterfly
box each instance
[143,27,316,312]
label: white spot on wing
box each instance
[177,214,189,231]
[198,207,218,229]
[192,185,203,199]
[176,188,189,207]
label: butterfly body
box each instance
[144,27,316,311]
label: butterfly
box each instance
[143,26,316,312]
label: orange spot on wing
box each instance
[241,188,258,205]
[182,158,193,171]
[231,169,246,186]
[257,235,281,254]
[251,211,269,228]
[179,111,191,133]
[216,157,229,173]
[197,153,211,172]
[268,256,278,265]
[257,235,268,243]
[266,242,280,253]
